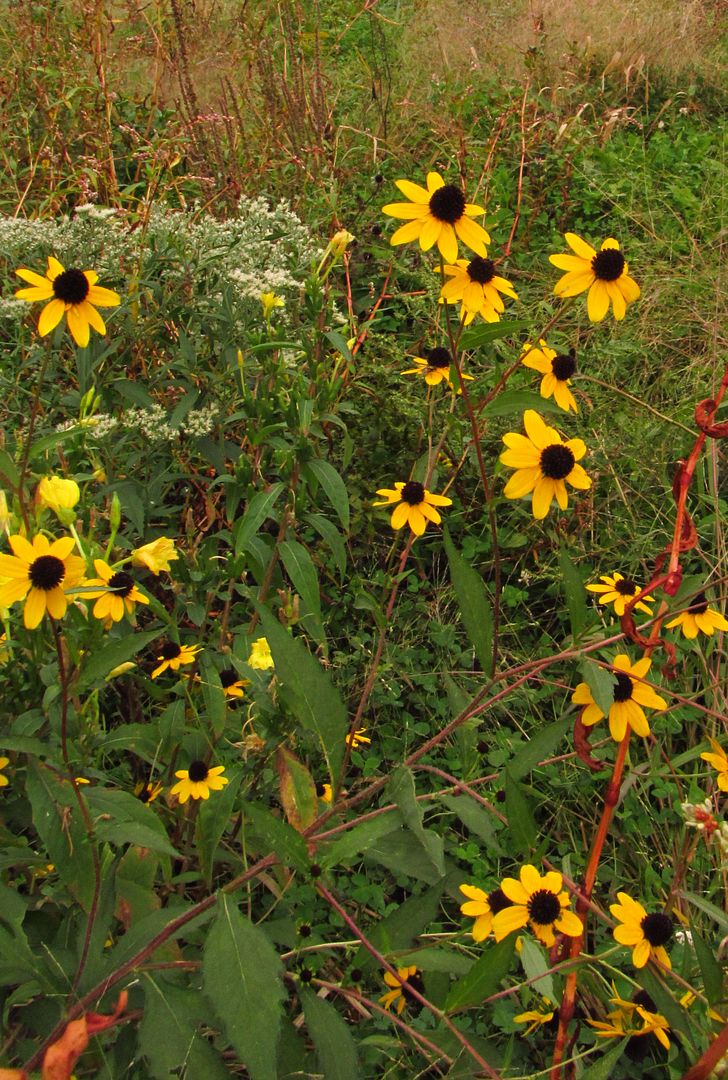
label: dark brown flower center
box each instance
[29,554,65,591]
[540,444,575,480]
[487,887,513,915]
[615,577,637,596]
[551,352,576,380]
[426,347,452,369]
[138,786,153,803]
[613,672,634,703]
[467,256,496,284]
[108,571,134,597]
[641,912,673,947]
[52,268,90,304]
[688,592,709,615]
[159,641,182,660]
[401,970,425,1001]
[428,184,466,224]
[188,760,209,782]
[592,248,625,282]
[219,667,240,688]
[527,889,561,925]
[401,481,425,505]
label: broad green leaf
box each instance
[508,716,572,780]
[27,427,79,461]
[559,546,587,639]
[481,388,563,418]
[578,658,617,717]
[198,655,226,738]
[243,802,310,874]
[0,448,19,487]
[25,761,96,910]
[0,883,27,928]
[76,628,159,692]
[445,935,516,1010]
[387,766,446,879]
[353,878,449,972]
[440,794,505,855]
[300,988,360,1080]
[276,746,317,831]
[681,890,728,932]
[140,975,229,1079]
[203,894,286,1080]
[364,828,445,884]
[304,512,347,578]
[85,788,179,857]
[443,529,493,675]
[691,925,724,1005]
[459,320,527,349]
[279,539,325,645]
[303,458,350,530]
[318,812,403,868]
[103,903,214,971]
[397,948,473,975]
[579,1039,628,1080]
[0,925,41,986]
[197,773,243,886]
[504,770,537,854]
[254,604,345,785]
[233,483,285,555]
[519,938,554,1001]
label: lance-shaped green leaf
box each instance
[508,716,572,781]
[302,459,350,530]
[279,539,325,645]
[443,529,493,675]
[76,628,159,691]
[387,766,445,879]
[25,761,96,910]
[578,657,617,716]
[300,988,360,1080]
[559,546,588,639]
[234,483,285,555]
[504,769,537,853]
[445,935,516,1010]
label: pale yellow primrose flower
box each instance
[36,476,80,524]
[260,292,285,319]
[248,636,274,671]
[131,537,179,575]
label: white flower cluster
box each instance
[121,405,177,442]
[55,403,219,443]
[181,403,219,437]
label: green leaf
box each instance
[691,925,724,1005]
[440,794,505,854]
[140,975,230,1079]
[85,788,179,858]
[197,773,243,886]
[397,948,473,975]
[445,935,516,1010]
[579,1039,628,1080]
[636,967,695,1047]
[279,539,325,645]
[304,512,347,578]
[578,658,617,717]
[318,812,403,869]
[459,320,527,349]
[387,766,446,879]
[0,925,41,986]
[504,770,537,854]
[519,938,554,1002]
[276,746,317,832]
[303,459,350,531]
[559,546,587,639]
[481,388,563,418]
[203,893,286,1080]
[508,716,572,781]
[300,988,360,1080]
[244,802,310,874]
[254,604,346,785]
[353,878,449,972]
[364,828,445,885]
[25,761,96,910]
[198,655,226,738]
[234,483,285,555]
[0,449,19,487]
[443,529,493,675]
[76,629,159,692]
[681,890,728,932]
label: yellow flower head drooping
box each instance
[572,653,667,743]
[170,760,228,804]
[514,1003,556,1036]
[151,641,202,679]
[260,291,285,319]
[248,636,274,671]
[0,533,86,629]
[36,476,81,523]
[491,864,582,948]
[15,256,121,347]
[134,780,164,805]
[500,410,591,520]
[520,341,578,413]
[131,537,179,575]
[549,233,640,321]
[665,593,728,640]
[588,989,671,1051]
[373,480,452,537]
[85,559,149,624]
[218,667,250,698]
[383,172,490,264]
[459,883,514,943]
[586,571,655,617]
[437,256,518,325]
[400,346,474,390]
[610,892,673,969]
[346,728,371,749]
[0,755,9,788]
[316,782,333,804]
[378,966,422,1015]
[701,739,728,793]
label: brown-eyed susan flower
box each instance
[438,256,517,324]
[378,966,422,1015]
[134,780,163,805]
[500,410,591,519]
[170,760,228,803]
[520,341,577,413]
[701,739,728,792]
[15,257,121,347]
[346,728,370,749]
[401,346,474,389]
[549,233,640,321]
[589,990,671,1051]
[586,571,654,617]
[373,480,452,536]
[316,782,333,803]
[383,172,489,263]
[665,593,728,640]
[85,559,149,623]
[610,892,673,969]
[459,884,513,943]
[492,864,581,947]
[0,533,86,629]
[514,1003,556,1035]
[0,756,9,788]
[131,537,179,575]
[151,641,202,678]
[572,653,667,742]
[248,636,274,670]
[219,667,250,698]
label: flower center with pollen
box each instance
[615,577,637,596]
[527,889,561,926]
[540,444,575,480]
[467,256,496,284]
[592,248,625,282]
[108,571,134,597]
[612,672,634,703]
[551,352,576,380]
[689,592,709,615]
[640,912,673,947]
[52,268,90,304]
[401,481,425,505]
[427,347,451,369]
[160,642,182,660]
[219,668,239,688]
[428,184,466,224]
[29,555,66,591]
[188,761,209,782]
[488,888,513,915]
